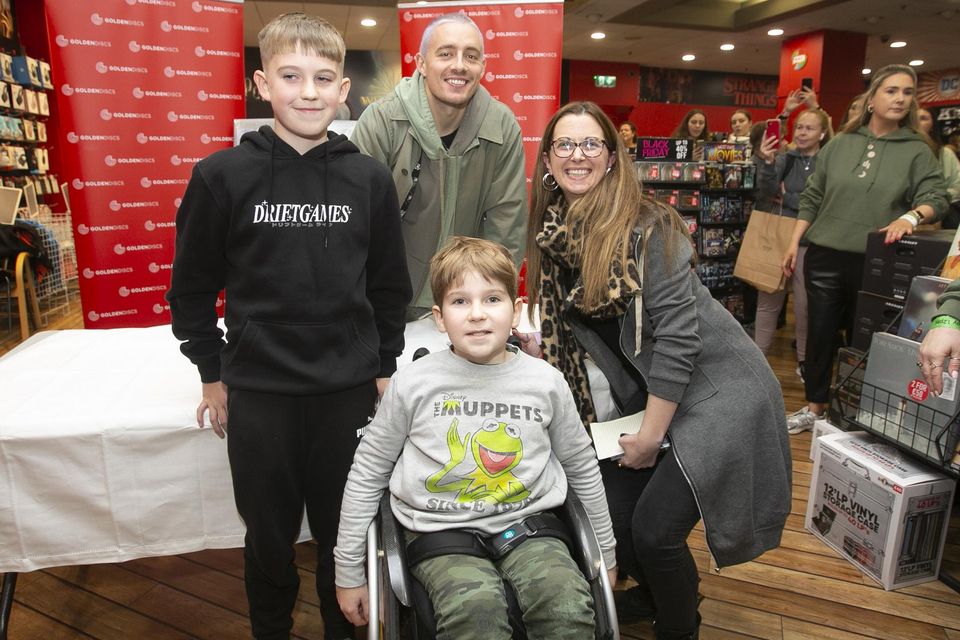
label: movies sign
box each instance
[45,0,244,328]
[398,0,563,181]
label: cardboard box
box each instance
[807,432,955,590]
[810,419,844,461]
[851,291,903,352]
[859,332,960,465]
[828,347,867,427]
[862,231,953,300]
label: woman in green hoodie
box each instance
[781,64,949,434]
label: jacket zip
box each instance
[619,232,721,571]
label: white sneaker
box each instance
[787,407,823,434]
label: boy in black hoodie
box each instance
[166,13,410,640]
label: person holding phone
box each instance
[671,109,711,160]
[753,109,833,384]
[781,64,948,434]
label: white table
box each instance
[0,319,453,574]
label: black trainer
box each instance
[613,585,657,624]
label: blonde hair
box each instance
[527,101,690,313]
[430,236,517,305]
[796,108,834,146]
[419,12,484,58]
[258,13,345,69]
[843,64,918,135]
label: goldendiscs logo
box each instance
[88,309,138,322]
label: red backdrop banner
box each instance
[397,0,563,180]
[44,0,244,329]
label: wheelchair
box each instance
[364,492,620,640]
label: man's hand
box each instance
[337,585,370,626]
[198,381,228,438]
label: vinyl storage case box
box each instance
[807,432,955,590]
[861,230,952,300]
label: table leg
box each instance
[0,572,16,640]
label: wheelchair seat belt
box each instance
[406,512,573,567]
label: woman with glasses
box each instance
[522,101,791,640]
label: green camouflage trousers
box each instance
[409,534,595,639]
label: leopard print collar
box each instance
[536,203,644,425]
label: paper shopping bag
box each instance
[733,208,796,294]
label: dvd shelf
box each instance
[635,138,755,322]
[0,52,58,198]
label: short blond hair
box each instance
[430,237,518,306]
[258,12,345,69]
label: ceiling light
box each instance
[416,1,428,4]
[360,18,377,27]
[720,43,735,51]
[767,28,784,36]
[590,32,606,40]
[909,59,924,67]
[890,40,907,48]
[862,68,871,75]
[681,54,696,62]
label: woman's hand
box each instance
[617,430,663,469]
[512,330,543,358]
[783,89,802,114]
[879,218,915,245]
[919,326,960,395]
[782,242,799,277]
[758,134,778,163]
[198,381,228,438]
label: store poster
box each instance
[397,0,563,181]
[44,0,244,329]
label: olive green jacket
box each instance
[351,72,527,309]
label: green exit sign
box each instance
[593,75,616,88]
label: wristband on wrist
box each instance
[931,315,960,330]
[908,209,924,224]
[777,113,789,120]
[898,213,919,228]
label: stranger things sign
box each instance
[45,0,244,329]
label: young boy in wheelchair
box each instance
[334,237,617,639]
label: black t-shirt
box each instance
[582,314,647,415]
[440,129,458,150]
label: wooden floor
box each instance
[3,304,960,639]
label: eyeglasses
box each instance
[550,137,608,158]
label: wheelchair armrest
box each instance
[559,492,603,581]
[377,492,414,608]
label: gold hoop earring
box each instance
[867,104,874,113]
[542,172,559,191]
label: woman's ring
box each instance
[932,363,942,368]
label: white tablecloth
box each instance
[0,319,453,573]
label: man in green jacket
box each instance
[351,12,527,317]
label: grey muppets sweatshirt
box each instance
[334,347,616,588]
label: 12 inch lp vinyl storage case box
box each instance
[806,432,955,590]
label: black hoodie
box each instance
[167,126,411,395]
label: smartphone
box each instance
[801,77,814,91]
[765,118,781,141]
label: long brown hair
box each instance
[526,101,689,314]
[672,109,710,141]
[843,65,938,156]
